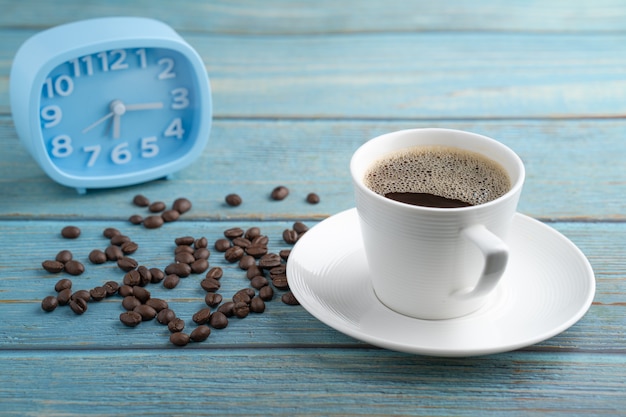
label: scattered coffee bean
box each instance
[191,259,209,274]
[164,263,191,277]
[194,248,210,260]
[162,209,180,222]
[149,201,166,213]
[282,229,299,244]
[143,215,164,229]
[89,286,107,301]
[168,318,185,333]
[246,265,263,280]
[134,304,157,321]
[120,311,142,327]
[209,311,229,329]
[117,257,138,272]
[64,260,85,276]
[122,296,142,311]
[238,255,256,270]
[205,267,223,280]
[169,332,190,346]
[162,274,180,289]
[270,185,289,201]
[145,298,168,312]
[55,250,73,263]
[57,288,72,305]
[245,227,261,240]
[110,234,131,246]
[233,302,250,318]
[282,291,300,305]
[137,266,152,286]
[192,308,212,325]
[71,290,91,302]
[123,270,141,287]
[279,249,291,260]
[172,198,192,214]
[259,285,274,301]
[204,292,223,307]
[232,290,251,304]
[118,285,134,297]
[103,227,121,238]
[224,246,244,263]
[224,227,244,239]
[132,286,151,303]
[195,237,208,248]
[272,275,289,290]
[217,301,235,317]
[232,237,251,248]
[200,277,221,292]
[61,225,81,239]
[252,235,269,246]
[103,281,119,296]
[120,241,138,255]
[190,325,211,342]
[245,245,268,258]
[156,308,176,325]
[149,268,165,283]
[175,245,194,255]
[175,236,195,246]
[250,296,266,313]
[54,278,72,292]
[293,222,309,234]
[214,238,231,252]
[175,252,195,264]
[269,265,287,278]
[259,253,282,269]
[41,296,58,312]
[250,275,269,289]
[225,194,242,207]
[105,245,124,261]
[128,214,144,225]
[42,260,64,273]
[306,192,320,204]
[133,194,150,207]
[69,297,88,315]
[88,249,107,264]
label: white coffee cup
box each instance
[351,128,525,320]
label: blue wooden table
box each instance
[1,1,625,415]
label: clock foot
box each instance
[75,187,87,195]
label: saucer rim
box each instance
[287,208,596,357]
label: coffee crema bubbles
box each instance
[363,145,511,208]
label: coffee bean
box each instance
[133,194,150,207]
[175,252,195,264]
[200,277,221,292]
[282,291,300,305]
[224,246,244,263]
[156,308,176,325]
[250,297,266,313]
[120,311,142,327]
[89,287,107,301]
[259,285,274,301]
[133,304,157,321]
[190,325,211,342]
[61,225,81,239]
[214,238,231,252]
[118,285,134,297]
[205,267,223,280]
[149,268,165,283]
[224,227,244,239]
[233,302,250,318]
[232,290,251,305]
[172,198,192,214]
[175,245,194,255]
[64,260,85,276]
[246,265,263,280]
[245,227,261,240]
[259,253,282,269]
[145,298,168,312]
[209,311,229,329]
[149,201,166,213]
[42,260,64,273]
[168,318,185,333]
[232,237,251,248]
[217,301,235,317]
[54,278,72,292]
[225,193,242,207]
[204,292,223,308]
[122,296,141,311]
[164,263,191,277]
[105,245,124,261]
[293,222,309,234]
[143,215,164,229]
[163,274,180,289]
[245,245,268,258]
[194,248,210,260]
[110,234,131,246]
[117,257,138,272]
[57,288,72,305]
[128,214,144,225]
[132,286,151,303]
[306,192,320,204]
[123,270,141,287]
[88,249,107,264]
[71,290,91,303]
[192,308,212,325]
[272,275,289,290]
[41,296,58,312]
[169,332,190,347]
[282,229,299,244]
[103,281,119,296]
[103,227,121,238]
[250,275,269,289]
[270,185,289,201]
[175,236,195,246]
[162,210,180,222]
[55,250,73,263]
[279,249,291,261]
[195,237,208,248]
[252,235,269,246]
[120,241,138,254]
[69,297,88,315]
[238,255,256,270]
[137,266,152,286]
[191,259,209,274]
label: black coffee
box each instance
[364,145,511,208]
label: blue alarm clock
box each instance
[10,17,212,194]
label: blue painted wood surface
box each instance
[1,1,625,416]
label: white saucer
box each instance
[287,208,595,357]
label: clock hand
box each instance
[82,100,164,138]
[82,111,114,134]
[125,102,164,111]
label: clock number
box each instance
[43,75,74,98]
[97,51,109,72]
[111,142,132,165]
[50,135,73,158]
[109,49,129,71]
[41,105,62,128]
[136,49,147,69]
[164,118,184,139]
[69,55,93,77]
[171,88,189,109]
[157,58,176,80]
[83,145,101,167]
[141,136,159,158]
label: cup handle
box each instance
[453,224,509,300]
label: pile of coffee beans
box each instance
[40,194,311,347]
[128,195,193,229]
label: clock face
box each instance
[39,47,201,178]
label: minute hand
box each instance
[125,102,164,111]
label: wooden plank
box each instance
[0,220,622,352]
[2,0,626,34]
[0,118,624,221]
[0,349,623,416]
[2,30,626,118]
